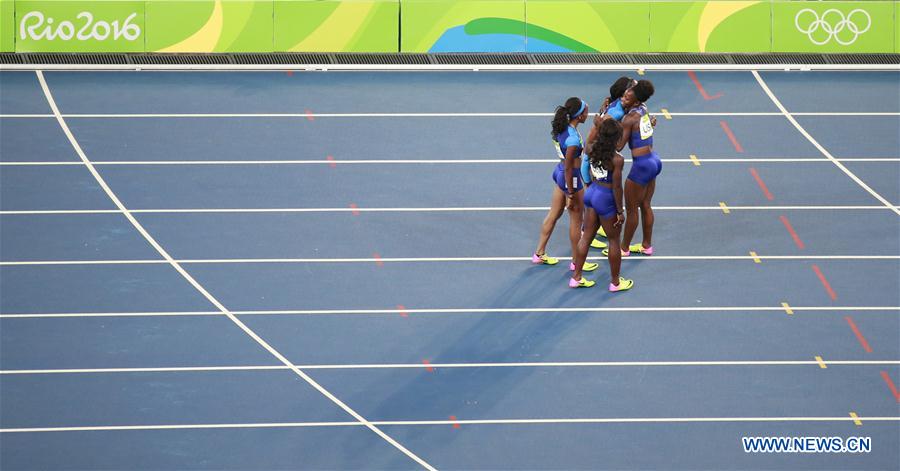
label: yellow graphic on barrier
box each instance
[158,0,223,52]
[698,1,760,52]
[289,1,376,52]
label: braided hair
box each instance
[588,118,623,173]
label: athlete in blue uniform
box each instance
[533,97,598,273]
[616,80,661,257]
[582,77,638,248]
[570,118,634,291]
[583,77,636,185]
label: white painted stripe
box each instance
[1,157,897,166]
[35,71,436,471]
[2,111,897,119]
[3,360,899,375]
[753,71,900,217]
[3,416,899,433]
[2,306,896,319]
[2,205,897,215]
[1,254,897,266]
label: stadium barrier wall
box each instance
[4,0,898,54]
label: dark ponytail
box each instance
[551,97,584,138]
[589,118,623,172]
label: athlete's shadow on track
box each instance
[339,259,647,455]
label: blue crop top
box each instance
[582,98,628,183]
[555,125,583,160]
[627,105,654,150]
[588,157,613,184]
[605,98,626,121]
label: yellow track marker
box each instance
[661,108,672,120]
[849,412,862,426]
[781,302,793,315]
[719,202,730,214]
[749,251,761,263]
[690,154,701,166]
[637,68,645,76]
[815,356,827,369]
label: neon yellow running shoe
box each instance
[569,261,599,272]
[601,248,630,257]
[569,277,596,288]
[596,226,607,238]
[628,244,654,255]
[591,238,608,249]
[532,253,559,265]
[608,277,634,292]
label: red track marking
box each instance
[349,203,360,216]
[449,415,460,429]
[422,359,434,372]
[373,252,384,267]
[326,155,336,168]
[778,215,805,250]
[397,304,409,318]
[811,264,837,301]
[749,167,774,200]
[304,109,315,121]
[688,71,723,100]
[286,70,293,77]
[844,316,873,353]
[719,121,744,153]
[880,371,900,403]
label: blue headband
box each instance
[570,100,586,119]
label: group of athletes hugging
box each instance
[532,77,661,292]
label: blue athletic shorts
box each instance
[627,151,662,186]
[584,184,617,220]
[552,161,584,193]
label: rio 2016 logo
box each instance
[794,8,871,46]
[19,11,141,42]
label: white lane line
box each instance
[4,360,899,375]
[2,157,898,166]
[2,205,898,215]
[2,255,898,266]
[2,306,897,319]
[3,416,899,433]
[35,71,436,471]
[1,111,898,119]
[753,71,900,217]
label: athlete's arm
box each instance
[612,153,625,227]
[617,114,635,151]
[563,145,579,196]
[581,152,592,186]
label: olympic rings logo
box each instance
[795,8,871,46]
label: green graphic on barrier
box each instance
[895,1,899,53]
[650,1,770,52]
[525,1,649,52]
[14,1,145,52]
[773,1,894,52]
[1,0,14,52]
[274,0,399,52]
[146,0,273,52]
[4,0,898,54]
[401,0,526,52]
